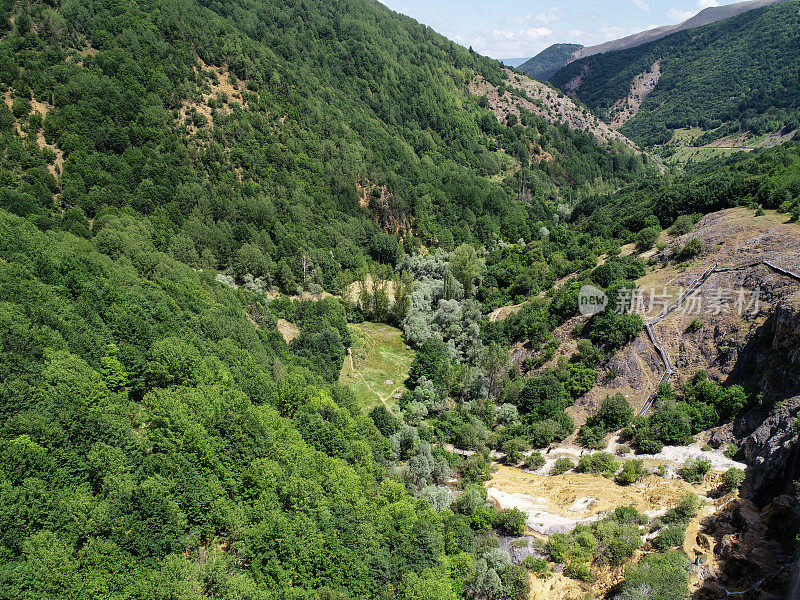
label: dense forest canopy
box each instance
[1,0,799,597]
[0,0,648,296]
[552,0,800,147]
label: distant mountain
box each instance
[551,0,800,147]
[499,57,531,68]
[524,0,794,82]
[572,0,794,60]
[518,44,583,81]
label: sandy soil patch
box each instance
[487,464,708,535]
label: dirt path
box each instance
[345,348,398,413]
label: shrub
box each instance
[587,394,634,432]
[652,526,686,551]
[686,318,703,333]
[524,450,546,471]
[675,238,705,261]
[723,443,739,460]
[663,494,700,525]
[577,452,620,477]
[529,419,558,448]
[636,227,660,251]
[669,215,694,236]
[493,508,527,536]
[593,519,643,565]
[577,424,606,449]
[616,460,645,486]
[502,438,527,465]
[617,551,690,600]
[720,467,745,493]
[617,444,631,455]
[553,457,575,475]
[565,561,592,581]
[680,458,711,484]
[547,526,597,564]
[523,556,549,574]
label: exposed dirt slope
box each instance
[469,69,639,151]
[609,61,661,130]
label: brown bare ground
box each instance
[469,69,639,152]
[489,465,708,520]
[178,58,243,135]
[276,319,300,344]
[553,208,800,421]
[609,61,661,130]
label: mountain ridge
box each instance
[519,0,794,83]
[551,0,800,147]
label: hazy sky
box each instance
[377,0,743,59]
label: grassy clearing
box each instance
[339,322,415,410]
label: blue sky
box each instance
[377,0,741,59]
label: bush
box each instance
[636,227,660,251]
[494,508,527,536]
[675,238,705,261]
[547,526,597,564]
[663,494,700,525]
[616,460,645,485]
[576,452,620,477]
[564,561,592,581]
[502,438,527,465]
[686,318,703,333]
[723,443,739,460]
[523,556,549,574]
[585,393,634,433]
[652,526,686,551]
[680,458,711,484]
[593,520,643,565]
[553,457,575,475]
[617,551,690,600]
[524,450,546,471]
[719,467,745,493]
[669,215,694,236]
[577,424,606,449]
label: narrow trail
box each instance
[346,349,399,413]
[638,258,800,416]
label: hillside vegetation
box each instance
[0,0,647,297]
[518,44,583,81]
[1,0,800,598]
[552,0,800,147]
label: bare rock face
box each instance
[772,292,800,368]
[743,395,800,505]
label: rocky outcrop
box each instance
[773,292,800,367]
[743,395,800,505]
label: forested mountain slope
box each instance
[0,0,659,598]
[0,0,647,296]
[552,0,800,147]
[570,0,793,60]
[518,44,582,81]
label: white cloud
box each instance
[668,8,696,21]
[514,7,562,26]
[633,0,651,11]
[473,26,556,56]
[698,0,720,8]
